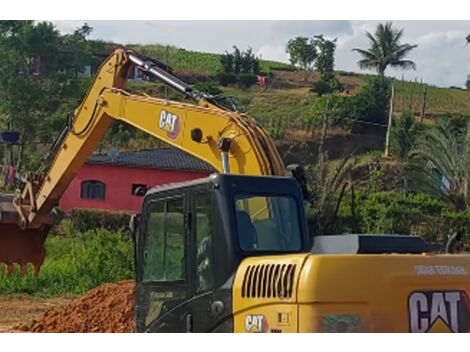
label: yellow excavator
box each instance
[1,49,470,333]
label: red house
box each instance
[59,148,214,213]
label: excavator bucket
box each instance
[0,194,48,277]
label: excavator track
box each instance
[0,194,48,277]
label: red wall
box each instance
[59,164,210,213]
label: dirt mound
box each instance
[17,280,135,333]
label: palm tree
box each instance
[306,153,356,235]
[405,121,470,212]
[352,22,418,77]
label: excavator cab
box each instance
[133,173,309,332]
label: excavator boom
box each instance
[0,49,285,275]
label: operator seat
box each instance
[236,211,258,250]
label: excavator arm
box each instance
[0,49,285,275]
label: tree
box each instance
[240,48,260,75]
[233,46,242,75]
[311,35,342,94]
[218,46,260,88]
[313,35,336,83]
[220,51,234,73]
[286,37,317,73]
[352,22,417,77]
[0,21,99,171]
[352,76,391,134]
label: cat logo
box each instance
[408,291,470,333]
[159,110,180,139]
[245,315,269,333]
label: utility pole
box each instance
[384,83,395,158]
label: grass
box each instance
[393,80,470,116]
[0,229,134,297]
[220,86,313,137]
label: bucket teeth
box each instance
[0,224,48,278]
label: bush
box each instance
[390,111,422,158]
[216,72,237,86]
[311,80,333,96]
[238,73,258,88]
[336,189,470,251]
[307,95,356,132]
[58,209,131,235]
[441,113,470,138]
[311,78,343,96]
[192,82,223,96]
[352,77,391,135]
[0,228,134,296]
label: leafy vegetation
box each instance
[406,120,470,212]
[390,111,422,158]
[0,21,101,171]
[286,37,317,72]
[311,35,342,95]
[0,228,134,296]
[129,43,293,77]
[218,46,260,88]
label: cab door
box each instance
[135,192,191,333]
[188,189,233,332]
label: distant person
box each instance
[257,75,267,90]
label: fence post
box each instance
[420,85,427,123]
[384,82,395,158]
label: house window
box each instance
[80,180,106,200]
[132,184,148,197]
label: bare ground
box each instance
[0,294,76,332]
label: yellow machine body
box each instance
[233,254,470,333]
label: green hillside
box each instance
[128,44,294,76]
[394,80,470,117]
[129,44,470,122]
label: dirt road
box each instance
[0,294,76,332]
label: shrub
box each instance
[390,111,422,158]
[59,209,131,235]
[441,113,470,138]
[238,73,258,88]
[216,72,237,86]
[352,77,391,135]
[336,189,470,251]
[311,80,333,96]
[0,228,134,296]
[307,95,356,132]
[192,82,223,96]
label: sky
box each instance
[52,20,470,88]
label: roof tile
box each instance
[86,148,215,172]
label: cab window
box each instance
[235,195,302,252]
[143,197,185,282]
